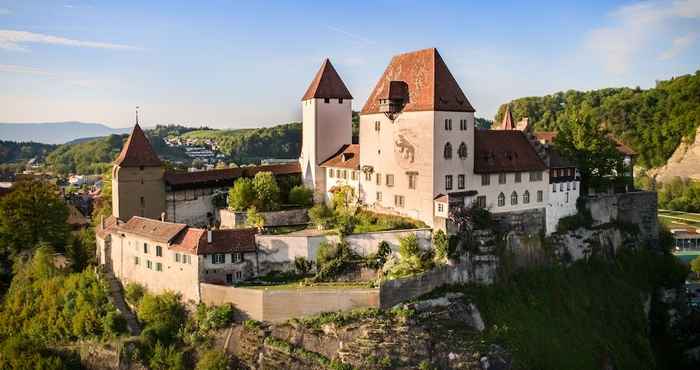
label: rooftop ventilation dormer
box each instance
[378,80,408,120]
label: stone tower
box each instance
[299,59,353,195]
[112,123,166,221]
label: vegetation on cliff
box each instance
[496,70,700,168]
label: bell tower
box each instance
[299,59,353,195]
[112,110,166,221]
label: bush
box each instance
[228,178,255,211]
[138,292,186,343]
[195,303,235,332]
[385,234,433,279]
[0,336,79,370]
[314,241,360,281]
[252,171,280,211]
[246,206,265,230]
[433,230,449,262]
[149,342,184,370]
[102,311,128,336]
[308,203,334,229]
[196,350,229,370]
[294,256,314,275]
[124,282,145,305]
[288,185,313,207]
[366,241,392,270]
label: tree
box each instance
[554,116,622,193]
[433,230,449,262]
[331,185,357,214]
[0,180,70,254]
[252,171,280,211]
[294,256,313,275]
[227,178,255,211]
[245,206,265,231]
[288,185,314,207]
[66,228,96,272]
[308,203,334,230]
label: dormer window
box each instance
[378,80,408,119]
[324,98,330,103]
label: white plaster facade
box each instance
[546,180,581,234]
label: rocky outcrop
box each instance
[227,294,511,370]
[648,127,700,183]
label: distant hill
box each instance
[0,122,133,144]
[495,70,700,168]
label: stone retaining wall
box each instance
[586,191,658,244]
[219,208,309,228]
[379,262,472,308]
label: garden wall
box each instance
[199,283,379,322]
[378,261,472,308]
[219,208,309,228]
[586,191,658,244]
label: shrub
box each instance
[102,311,128,336]
[149,342,184,370]
[294,256,314,275]
[335,212,357,236]
[308,203,334,229]
[288,185,313,207]
[691,256,700,275]
[138,292,186,342]
[196,349,229,370]
[366,241,392,270]
[385,234,432,279]
[252,172,280,211]
[228,178,255,211]
[315,241,360,281]
[433,230,448,262]
[195,303,235,332]
[331,185,356,214]
[124,282,145,305]
[0,336,78,370]
[399,234,420,257]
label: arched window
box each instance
[511,191,518,205]
[458,142,468,159]
[523,190,530,204]
[497,192,505,207]
[444,142,452,159]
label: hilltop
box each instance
[0,122,133,145]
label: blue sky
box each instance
[0,0,698,129]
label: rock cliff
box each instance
[648,127,700,183]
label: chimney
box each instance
[207,229,212,244]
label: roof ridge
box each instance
[301,59,353,101]
[114,123,162,167]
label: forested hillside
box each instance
[495,71,700,168]
[0,141,55,165]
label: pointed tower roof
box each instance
[500,104,516,130]
[361,48,475,114]
[302,59,353,101]
[114,123,162,167]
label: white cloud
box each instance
[0,30,141,52]
[584,0,700,74]
[659,31,698,59]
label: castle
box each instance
[97,48,590,301]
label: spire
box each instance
[114,122,162,168]
[302,58,353,101]
[500,104,516,130]
[135,105,140,125]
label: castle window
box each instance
[458,142,467,159]
[231,253,242,263]
[537,190,543,202]
[529,171,542,182]
[375,121,381,131]
[523,190,530,204]
[460,119,468,130]
[438,203,444,212]
[497,192,505,207]
[226,274,233,284]
[567,182,570,191]
[211,253,225,264]
[351,171,358,181]
[573,181,577,190]
[376,192,382,202]
[328,168,334,178]
[515,172,522,183]
[140,196,145,207]
[394,195,405,207]
[476,196,486,208]
[139,166,144,171]
[134,256,140,265]
[143,243,149,254]
[324,98,330,103]
[146,260,152,269]
[511,191,518,205]
[386,174,394,187]
[444,142,452,159]
[339,98,343,104]
[183,255,191,264]
[376,173,381,185]
[445,175,453,190]
[499,173,506,184]
[553,184,557,192]
[155,262,162,272]
[560,183,564,191]
[481,174,490,186]
[408,173,417,189]
[566,192,569,203]
[458,174,465,189]
[156,245,162,257]
[444,119,452,130]
[175,253,181,263]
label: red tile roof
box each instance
[302,59,353,101]
[96,215,119,239]
[361,48,475,114]
[319,144,360,169]
[117,216,188,243]
[164,162,301,189]
[474,130,546,173]
[170,228,257,255]
[114,124,162,168]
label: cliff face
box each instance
[228,293,511,370]
[648,127,700,183]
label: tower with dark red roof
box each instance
[112,120,166,222]
[299,58,353,196]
